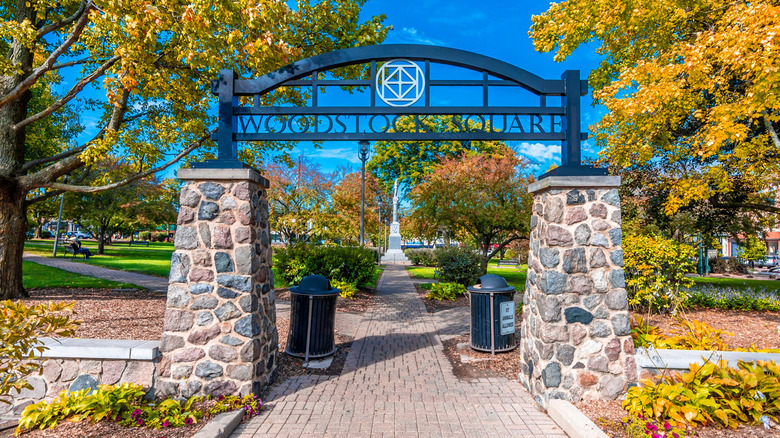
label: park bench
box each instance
[495,259,519,268]
[129,241,150,246]
[63,245,86,259]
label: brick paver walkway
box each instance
[233,265,567,438]
[23,253,168,292]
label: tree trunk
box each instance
[34,216,43,238]
[0,179,29,299]
[97,224,107,254]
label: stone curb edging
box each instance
[192,409,244,438]
[547,399,609,438]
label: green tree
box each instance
[366,115,505,193]
[411,149,534,274]
[531,1,780,216]
[0,0,388,298]
[741,234,768,265]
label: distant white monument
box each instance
[381,179,409,263]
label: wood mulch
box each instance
[22,288,166,340]
[413,284,470,313]
[441,334,522,381]
[577,399,780,438]
[640,308,780,350]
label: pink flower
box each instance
[162,420,170,428]
[136,418,143,426]
[646,423,658,432]
[652,434,661,438]
[185,417,194,425]
[664,421,671,430]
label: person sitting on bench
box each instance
[71,237,92,259]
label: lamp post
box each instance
[52,173,69,257]
[358,140,370,246]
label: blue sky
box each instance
[71,0,605,178]
[286,0,606,175]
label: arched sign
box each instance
[197,44,604,177]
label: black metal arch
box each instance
[239,44,563,97]
[197,44,605,177]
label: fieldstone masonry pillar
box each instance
[520,176,637,408]
[156,168,277,399]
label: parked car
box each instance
[71,231,93,239]
[756,255,780,268]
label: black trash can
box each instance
[468,274,517,354]
[285,275,339,361]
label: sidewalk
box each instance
[22,253,168,292]
[233,265,567,438]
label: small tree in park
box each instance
[740,234,768,266]
[411,149,534,274]
[331,172,390,246]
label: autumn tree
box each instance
[0,0,388,298]
[264,156,335,244]
[411,149,534,274]
[367,115,505,193]
[330,171,389,246]
[531,1,780,216]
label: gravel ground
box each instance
[442,334,522,381]
[577,399,780,438]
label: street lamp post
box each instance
[52,173,69,257]
[358,140,370,247]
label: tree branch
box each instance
[21,144,88,173]
[764,110,780,149]
[0,3,95,108]
[712,201,780,214]
[36,0,90,38]
[37,130,214,193]
[13,55,120,131]
[49,58,91,71]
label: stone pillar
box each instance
[519,176,637,408]
[156,168,277,399]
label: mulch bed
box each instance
[441,334,522,381]
[22,288,166,340]
[642,308,780,350]
[275,288,374,314]
[413,284,469,313]
[577,399,780,438]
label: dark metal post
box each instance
[561,70,582,168]
[358,141,370,246]
[218,69,236,161]
[52,173,69,257]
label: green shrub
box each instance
[16,383,262,434]
[434,246,482,286]
[687,285,780,312]
[708,257,728,274]
[274,244,377,288]
[1,301,79,406]
[727,258,748,274]
[331,279,358,299]
[152,232,168,242]
[425,282,466,301]
[138,231,151,241]
[405,249,437,266]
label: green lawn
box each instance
[24,240,174,277]
[691,275,780,292]
[407,265,528,290]
[22,261,142,289]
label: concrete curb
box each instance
[547,399,609,438]
[192,409,244,438]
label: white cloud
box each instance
[515,142,561,162]
[391,27,446,46]
[307,147,362,164]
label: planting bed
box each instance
[578,399,780,438]
[643,308,780,350]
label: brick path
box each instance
[233,265,567,438]
[22,253,168,292]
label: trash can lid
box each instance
[468,274,515,293]
[289,274,339,296]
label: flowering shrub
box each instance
[631,316,731,351]
[623,234,695,312]
[686,284,780,312]
[331,279,358,299]
[16,383,262,435]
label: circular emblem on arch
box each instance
[376,59,425,107]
